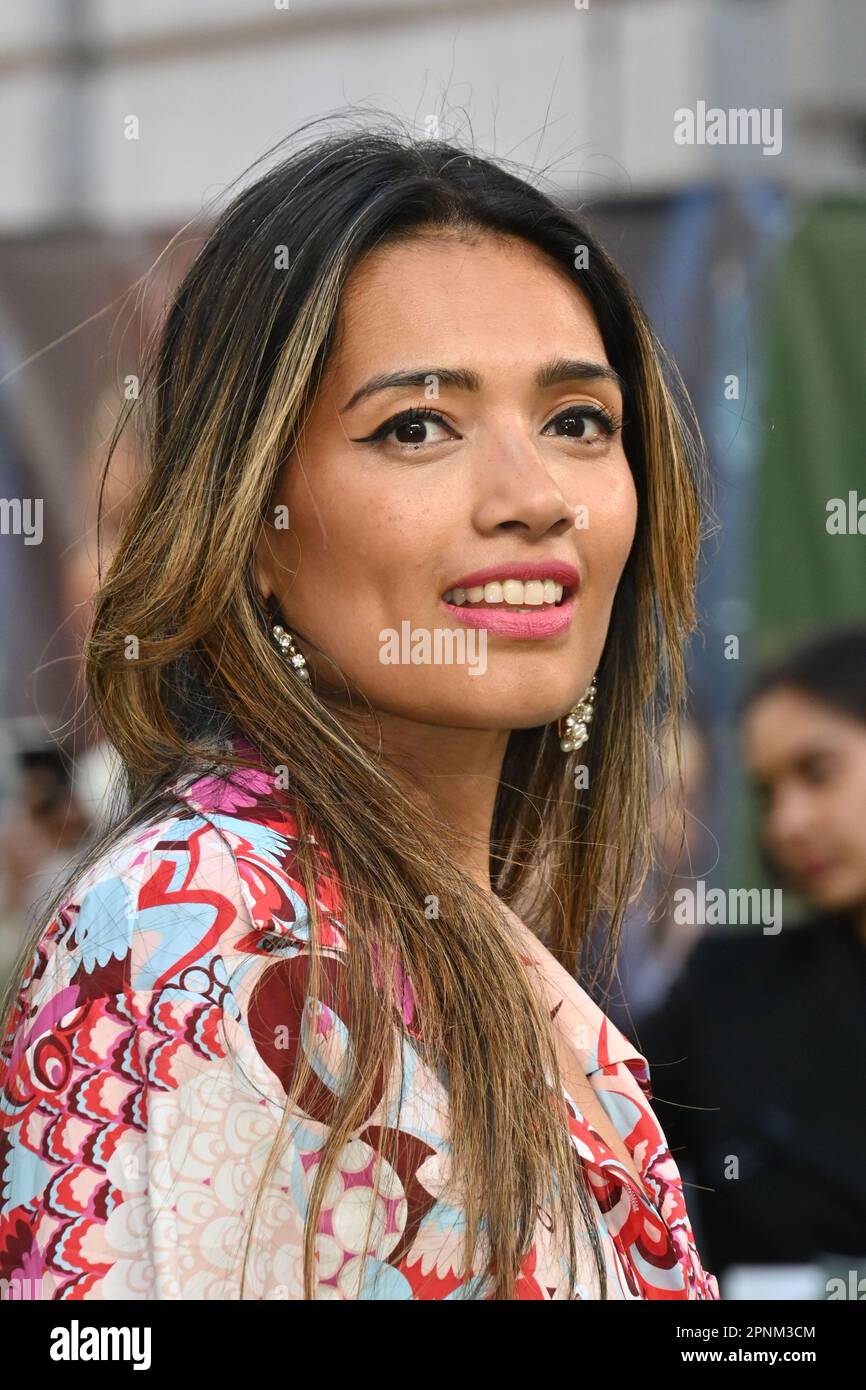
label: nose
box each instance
[470,429,575,538]
[766,782,819,857]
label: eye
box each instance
[353,406,455,452]
[802,754,838,785]
[543,404,621,444]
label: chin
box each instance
[470,689,573,728]
[804,877,861,914]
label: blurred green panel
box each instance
[753,198,866,657]
[732,199,866,905]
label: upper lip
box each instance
[442,560,581,596]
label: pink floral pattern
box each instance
[0,736,719,1300]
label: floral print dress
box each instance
[0,737,720,1300]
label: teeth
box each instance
[443,579,566,607]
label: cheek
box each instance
[278,471,443,672]
[279,467,386,593]
[831,773,866,852]
[579,464,637,578]
[285,451,436,572]
[764,807,804,869]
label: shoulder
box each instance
[3,755,349,1061]
[167,752,348,948]
[0,752,354,1298]
[18,799,258,1004]
[0,805,246,1112]
[88,750,348,972]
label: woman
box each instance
[0,120,719,1301]
[636,625,866,1285]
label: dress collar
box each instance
[492,894,651,1088]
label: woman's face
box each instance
[255,230,637,732]
[742,686,866,912]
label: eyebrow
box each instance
[339,356,626,414]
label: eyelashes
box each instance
[351,403,624,453]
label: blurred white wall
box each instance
[0,0,863,233]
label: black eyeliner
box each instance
[350,402,623,445]
[350,405,445,444]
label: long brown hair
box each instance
[1,114,712,1299]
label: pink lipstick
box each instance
[440,560,579,640]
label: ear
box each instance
[252,522,274,604]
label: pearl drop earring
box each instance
[557,675,598,755]
[272,623,310,683]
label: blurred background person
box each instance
[0,741,91,983]
[636,625,866,1295]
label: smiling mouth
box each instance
[441,579,571,611]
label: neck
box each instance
[334,706,509,895]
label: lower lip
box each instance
[440,591,576,638]
[803,860,837,878]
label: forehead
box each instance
[331,231,608,378]
[744,688,858,771]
